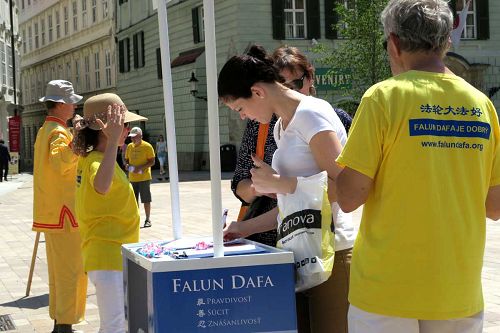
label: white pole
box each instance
[203,0,223,257]
[156,0,182,239]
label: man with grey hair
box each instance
[33,80,87,333]
[336,0,500,332]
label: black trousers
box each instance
[0,160,8,180]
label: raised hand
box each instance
[95,103,125,146]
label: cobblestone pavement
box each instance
[0,172,499,332]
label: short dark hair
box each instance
[217,45,281,102]
[0,139,4,144]
[45,101,59,110]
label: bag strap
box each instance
[237,122,270,221]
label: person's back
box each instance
[344,69,498,318]
[336,0,500,331]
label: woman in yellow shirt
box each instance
[72,93,147,333]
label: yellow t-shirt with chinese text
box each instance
[75,151,139,272]
[125,140,155,182]
[337,70,500,320]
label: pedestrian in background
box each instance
[0,139,10,181]
[32,80,87,333]
[125,127,155,228]
[72,93,146,333]
[155,134,168,180]
[336,0,500,332]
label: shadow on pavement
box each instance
[0,294,49,310]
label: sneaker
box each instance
[143,219,152,228]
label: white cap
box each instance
[128,127,143,137]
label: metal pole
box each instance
[156,0,182,239]
[203,0,223,257]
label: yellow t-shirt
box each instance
[75,151,140,272]
[337,70,500,320]
[125,140,155,182]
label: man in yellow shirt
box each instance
[33,80,87,333]
[336,1,500,332]
[125,127,155,228]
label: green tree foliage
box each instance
[315,0,391,104]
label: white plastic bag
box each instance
[276,171,335,292]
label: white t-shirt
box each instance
[272,96,356,251]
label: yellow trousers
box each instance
[45,231,87,324]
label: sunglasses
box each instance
[285,74,306,91]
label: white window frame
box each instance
[48,14,53,42]
[0,41,5,85]
[56,10,60,39]
[92,0,97,23]
[456,0,477,39]
[197,6,205,42]
[34,22,39,48]
[75,59,80,90]
[41,18,45,46]
[22,29,26,54]
[28,25,32,51]
[284,0,307,39]
[94,51,100,89]
[102,0,108,18]
[72,1,78,32]
[82,0,87,28]
[84,55,90,90]
[105,49,111,86]
[64,6,69,35]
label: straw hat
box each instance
[82,93,148,130]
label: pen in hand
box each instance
[221,209,228,228]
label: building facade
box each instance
[19,0,116,168]
[0,0,21,148]
[116,0,499,171]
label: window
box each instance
[118,38,130,73]
[326,0,355,39]
[284,0,306,38]
[48,14,53,42]
[21,0,24,9]
[72,1,78,31]
[22,29,26,54]
[82,0,87,28]
[92,0,97,23]
[94,52,100,89]
[156,48,162,79]
[7,45,12,86]
[56,11,60,39]
[28,26,32,51]
[34,22,39,48]
[191,6,204,43]
[66,62,71,81]
[64,6,69,35]
[75,59,80,90]
[133,31,145,68]
[84,55,90,90]
[119,0,128,4]
[105,50,111,86]
[41,18,45,46]
[450,0,489,40]
[102,0,108,18]
[0,41,5,85]
[272,0,320,40]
